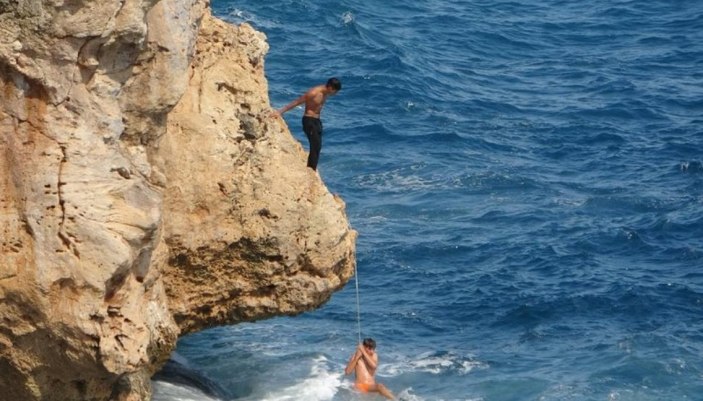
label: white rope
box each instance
[354,263,362,344]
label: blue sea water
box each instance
[152,1,703,400]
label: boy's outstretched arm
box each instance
[277,94,306,115]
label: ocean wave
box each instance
[662,12,703,30]
[352,166,546,195]
[383,351,487,377]
[220,7,281,29]
[351,164,444,193]
[152,381,222,401]
[395,387,483,401]
[243,356,344,401]
[340,11,355,26]
[680,161,703,173]
[580,195,672,215]
[490,282,703,334]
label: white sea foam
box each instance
[397,387,425,401]
[355,169,438,192]
[151,381,221,401]
[383,352,487,377]
[228,8,256,23]
[341,11,355,25]
[227,8,279,29]
[251,356,344,401]
[396,387,483,401]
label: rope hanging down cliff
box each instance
[354,262,362,344]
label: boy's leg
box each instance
[305,130,321,170]
[302,118,323,170]
[371,383,395,400]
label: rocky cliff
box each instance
[0,1,357,400]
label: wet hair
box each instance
[326,77,342,91]
[362,338,376,349]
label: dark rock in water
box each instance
[152,359,227,399]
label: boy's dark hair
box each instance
[326,77,342,91]
[362,338,376,349]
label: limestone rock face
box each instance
[0,1,356,400]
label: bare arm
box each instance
[276,94,306,115]
[357,345,378,371]
[345,349,362,375]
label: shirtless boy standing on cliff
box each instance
[345,338,395,399]
[272,78,341,171]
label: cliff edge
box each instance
[0,1,357,400]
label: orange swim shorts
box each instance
[356,383,373,393]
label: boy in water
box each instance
[345,338,395,399]
[272,78,342,171]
